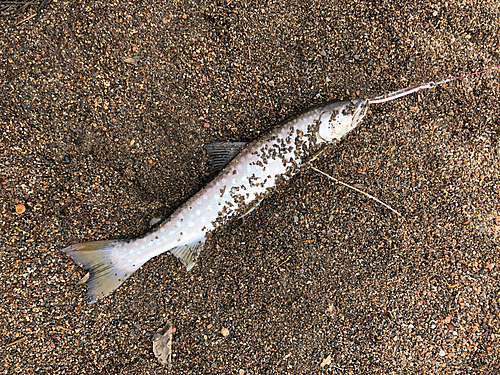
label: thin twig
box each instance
[271,255,291,272]
[6,337,26,347]
[331,364,345,371]
[310,166,402,217]
[16,12,35,24]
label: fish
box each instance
[63,99,369,303]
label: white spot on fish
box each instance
[203,194,208,200]
[213,193,219,200]
[188,222,194,228]
[196,209,201,215]
[201,217,206,223]
[169,230,175,236]
[176,221,181,227]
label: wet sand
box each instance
[1,0,500,373]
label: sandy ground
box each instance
[1,0,500,373]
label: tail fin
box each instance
[63,240,142,304]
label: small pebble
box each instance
[15,204,25,214]
[320,355,332,367]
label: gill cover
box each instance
[318,99,369,141]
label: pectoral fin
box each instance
[238,198,264,219]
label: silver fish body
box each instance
[63,99,369,303]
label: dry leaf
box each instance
[122,57,138,65]
[221,327,229,337]
[153,321,173,369]
[77,272,90,285]
[320,355,331,367]
[15,204,26,214]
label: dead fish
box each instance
[63,66,500,304]
[63,99,369,303]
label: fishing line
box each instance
[368,65,500,104]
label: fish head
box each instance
[317,99,369,142]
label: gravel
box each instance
[1,0,499,373]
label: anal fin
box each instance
[169,238,206,271]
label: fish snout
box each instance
[318,99,369,142]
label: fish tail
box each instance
[63,240,141,304]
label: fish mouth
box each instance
[351,99,369,128]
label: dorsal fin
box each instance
[205,142,247,173]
